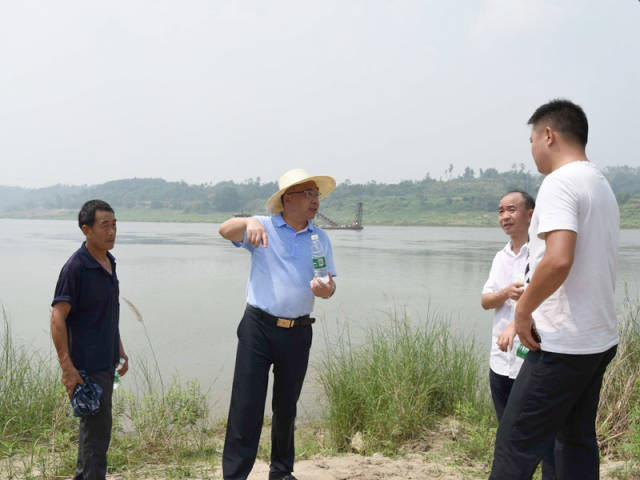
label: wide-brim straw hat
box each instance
[266,168,336,214]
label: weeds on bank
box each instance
[317,308,491,456]
[317,296,640,473]
[0,309,71,452]
[598,291,640,460]
[111,300,217,475]
[4,296,640,478]
[0,306,217,479]
[112,368,215,470]
[1,308,75,478]
[595,290,640,479]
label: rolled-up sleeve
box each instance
[52,263,80,309]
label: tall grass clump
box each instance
[109,359,214,470]
[108,300,216,472]
[1,304,217,478]
[598,293,640,457]
[0,308,71,455]
[318,309,488,453]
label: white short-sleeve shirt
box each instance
[527,161,619,354]
[482,242,528,378]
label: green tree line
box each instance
[1,166,639,227]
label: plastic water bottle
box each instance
[516,323,541,359]
[516,344,529,359]
[113,357,125,390]
[311,234,330,284]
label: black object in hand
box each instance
[531,323,541,343]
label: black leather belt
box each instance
[247,304,315,328]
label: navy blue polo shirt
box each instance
[52,242,120,373]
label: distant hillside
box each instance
[1,166,639,227]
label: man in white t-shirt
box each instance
[490,99,620,479]
[481,190,533,419]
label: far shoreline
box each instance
[3,217,640,230]
[2,211,639,229]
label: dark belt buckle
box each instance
[276,318,295,328]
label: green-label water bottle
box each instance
[311,234,329,282]
[516,324,541,359]
[516,344,530,359]
[113,357,125,390]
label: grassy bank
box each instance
[317,310,490,455]
[317,300,640,475]
[2,300,640,478]
[0,309,218,479]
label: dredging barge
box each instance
[316,202,363,230]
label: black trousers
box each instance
[490,345,617,480]
[73,369,114,480]
[222,305,313,480]
[490,369,556,480]
[489,368,515,422]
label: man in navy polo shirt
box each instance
[51,199,129,480]
[219,169,337,480]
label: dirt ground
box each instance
[100,453,485,480]
[4,452,632,479]
[100,454,631,480]
[244,454,481,479]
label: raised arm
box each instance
[219,217,268,247]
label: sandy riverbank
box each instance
[101,454,630,480]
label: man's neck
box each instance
[281,212,308,232]
[510,234,528,254]
[549,146,588,173]
[85,241,109,263]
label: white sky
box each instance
[1,1,639,188]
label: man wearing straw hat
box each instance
[219,168,338,480]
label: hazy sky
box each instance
[1,1,639,188]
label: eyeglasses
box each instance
[286,189,321,199]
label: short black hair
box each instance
[505,190,535,210]
[78,200,114,229]
[527,99,588,147]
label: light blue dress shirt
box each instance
[233,214,337,318]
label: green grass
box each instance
[3,298,640,478]
[0,307,217,479]
[0,309,71,454]
[599,291,640,468]
[316,296,640,475]
[317,309,490,455]
[112,375,215,469]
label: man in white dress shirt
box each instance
[481,190,534,420]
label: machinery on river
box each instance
[315,202,363,230]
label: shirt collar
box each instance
[503,241,528,257]
[79,242,116,269]
[273,213,315,233]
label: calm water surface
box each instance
[1,219,638,417]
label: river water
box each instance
[1,219,638,417]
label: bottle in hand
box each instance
[311,234,329,284]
